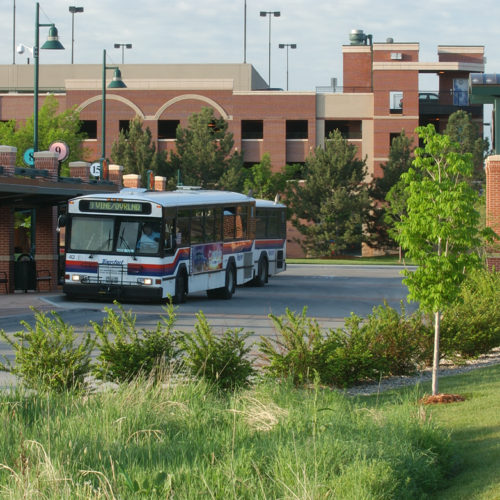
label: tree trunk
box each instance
[432,311,440,396]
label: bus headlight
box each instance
[71,274,81,282]
[137,278,153,285]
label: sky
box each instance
[1,0,499,93]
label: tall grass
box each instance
[0,375,454,499]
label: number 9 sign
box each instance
[49,141,70,162]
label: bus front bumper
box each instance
[63,283,164,301]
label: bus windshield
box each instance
[69,216,162,255]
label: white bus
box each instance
[62,187,257,302]
[252,199,287,285]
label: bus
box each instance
[61,187,258,302]
[252,199,287,286]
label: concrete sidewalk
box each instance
[0,291,64,320]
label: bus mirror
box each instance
[57,214,67,231]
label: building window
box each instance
[242,120,263,139]
[389,133,400,147]
[286,120,308,139]
[389,91,403,114]
[325,120,362,140]
[80,120,97,139]
[119,120,130,134]
[158,120,180,139]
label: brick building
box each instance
[0,32,495,291]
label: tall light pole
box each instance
[101,49,126,167]
[278,43,297,90]
[69,6,83,64]
[114,43,132,64]
[13,0,16,64]
[34,2,64,153]
[243,0,247,63]
[259,10,280,88]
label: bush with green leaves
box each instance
[92,301,179,383]
[260,303,431,388]
[320,303,430,387]
[0,308,94,392]
[259,307,325,385]
[440,268,500,361]
[178,311,255,390]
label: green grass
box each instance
[0,365,498,499]
[287,255,414,266]
[0,375,454,499]
[359,364,500,500]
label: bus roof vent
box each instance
[176,185,202,190]
[120,187,148,195]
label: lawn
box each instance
[360,364,500,500]
[287,255,413,266]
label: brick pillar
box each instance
[0,145,17,176]
[154,176,166,191]
[109,164,123,187]
[123,174,141,188]
[0,206,15,294]
[69,161,90,181]
[35,206,58,291]
[485,155,500,271]
[34,151,59,181]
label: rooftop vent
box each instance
[386,37,394,43]
[349,29,372,46]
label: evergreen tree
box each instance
[367,131,414,249]
[111,117,171,187]
[286,130,370,257]
[444,110,489,184]
[170,107,236,188]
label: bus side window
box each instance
[223,207,236,241]
[164,218,175,253]
[177,210,191,247]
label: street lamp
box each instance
[68,6,83,64]
[259,10,280,87]
[34,2,64,153]
[278,43,297,90]
[101,49,126,170]
[114,43,132,64]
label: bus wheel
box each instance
[173,271,187,304]
[220,262,236,299]
[254,255,268,287]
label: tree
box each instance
[286,130,370,257]
[444,110,489,185]
[111,117,172,188]
[217,149,247,192]
[243,153,287,200]
[0,95,86,176]
[367,131,414,249]
[393,124,496,396]
[169,107,237,188]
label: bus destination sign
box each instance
[79,200,152,214]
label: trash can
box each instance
[14,254,36,292]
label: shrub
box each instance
[92,301,179,382]
[440,269,500,360]
[321,303,430,387]
[259,303,431,388]
[0,308,94,392]
[259,307,324,385]
[178,311,255,390]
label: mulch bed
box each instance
[419,393,466,405]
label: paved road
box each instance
[0,264,416,387]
